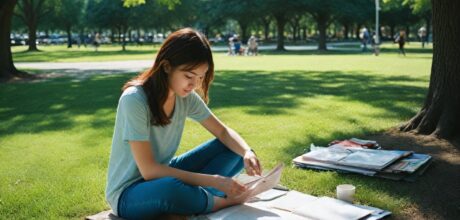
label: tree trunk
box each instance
[27,19,38,51]
[425,16,431,43]
[316,14,328,51]
[263,18,270,41]
[406,25,410,41]
[302,26,307,41]
[400,0,460,140]
[66,25,72,48]
[238,21,248,44]
[0,0,25,81]
[110,29,115,43]
[274,14,286,51]
[344,23,349,40]
[355,24,361,40]
[21,0,40,51]
[122,27,127,51]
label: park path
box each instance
[15,43,361,79]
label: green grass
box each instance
[12,41,432,62]
[1,48,433,218]
[12,44,160,62]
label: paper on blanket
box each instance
[292,197,373,220]
[269,190,318,212]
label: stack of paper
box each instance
[293,144,431,181]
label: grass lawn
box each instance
[1,46,439,219]
[12,41,432,62]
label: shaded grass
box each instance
[0,52,440,219]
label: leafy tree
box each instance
[52,0,85,48]
[404,0,431,42]
[213,0,262,42]
[259,15,272,41]
[13,0,54,51]
[262,0,304,50]
[381,0,416,39]
[86,0,133,50]
[304,0,343,50]
[335,0,373,40]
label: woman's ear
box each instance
[163,61,172,74]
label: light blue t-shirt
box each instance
[105,86,212,215]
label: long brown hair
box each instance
[123,28,214,126]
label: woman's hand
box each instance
[244,149,262,176]
[214,175,248,198]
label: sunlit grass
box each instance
[1,48,432,218]
[12,41,432,63]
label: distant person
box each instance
[233,37,242,55]
[418,26,427,48]
[105,28,262,219]
[247,35,258,56]
[76,34,82,48]
[360,27,370,52]
[228,37,234,56]
[395,30,406,56]
[93,32,101,52]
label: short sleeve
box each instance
[118,93,150,142]
[187,92,212,122]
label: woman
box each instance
[105,28,262,219]
[395,30,406,56]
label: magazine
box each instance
[302,146,412,171]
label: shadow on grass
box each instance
[0,69,427,137]
[210,70,426,119]
[0,74,134,136]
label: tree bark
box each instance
[406,25,410,40]
[302,26,307,41]
[66,25,72,48]
[238,20,248,44]
[274,14,286,51]
[425,16,431,43]
[343,23,349,40]
[0,0,26,82]
[262,16,270,41]
[355,24,361,40]
[19,0,42,51]
[27,19,38,51]
[316,13,328,51]
[400,0,460,140]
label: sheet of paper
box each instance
[292,197,373,220]
[249,189,288,202]
[269,190,318,212]
[205,189,308,220]
[244,163,284,198]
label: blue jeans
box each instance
[118,139,244,219]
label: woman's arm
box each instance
[200,114,262,176]
[129,141,247,197]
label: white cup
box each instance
[336,184,356,203]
